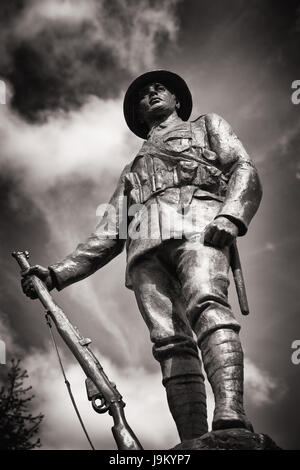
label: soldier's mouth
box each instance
[150,97,162,105]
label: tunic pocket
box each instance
[163,131,192,153]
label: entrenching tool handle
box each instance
[230,241,250,316]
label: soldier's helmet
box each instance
[123,70,193,139]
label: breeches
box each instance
[130,235,241,383]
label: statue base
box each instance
[172,428,281,450]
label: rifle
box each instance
[12,250,143,450]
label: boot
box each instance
[165,374,208,441]
[200,328,253,432]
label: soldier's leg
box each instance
[130,251,208,441]
[162,236,252,431]
[200,328,253,431]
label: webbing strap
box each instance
[45,313,95,450]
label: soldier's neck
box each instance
[147,111,183,138]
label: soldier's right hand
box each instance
[21,265,54,299]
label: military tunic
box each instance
[49,112,262,381]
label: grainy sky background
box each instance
[0,0,299,450]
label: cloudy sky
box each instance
[0,0,299,450]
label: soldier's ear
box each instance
[176,101,181,110]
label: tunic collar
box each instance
[147,114,184,140]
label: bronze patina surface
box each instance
[22,70,263,445]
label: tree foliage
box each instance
[0,359,44,450]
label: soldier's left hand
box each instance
[204,216,238,248]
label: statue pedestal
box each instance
[172,428,281,450]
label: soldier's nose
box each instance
[149,90,157,98]
[148,85,158,96]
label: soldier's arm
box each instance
[204,112,262,235]
[199,113,262,248]
[48,164,131,291]
[22,164,131,297]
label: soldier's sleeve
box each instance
[204,113,262,236]
[48,164,131,291]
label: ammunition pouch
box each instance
[124,158,229,205]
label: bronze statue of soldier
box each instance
[22,70,262,444]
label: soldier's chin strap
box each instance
[45,312,95,450]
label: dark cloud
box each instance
[6,28,129,119]
[0,0,180,120]
[0,0,25,21]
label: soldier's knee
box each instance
[191,305,241,345]
[152,335,204,384]
[153,334,198,361]
[185,274,230,315]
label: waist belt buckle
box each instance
[177,160,198,184]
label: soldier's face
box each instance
[137,82,178,121]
